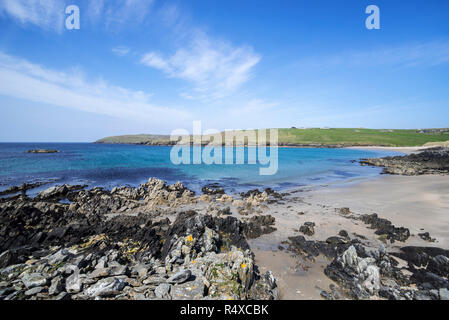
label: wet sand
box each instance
[308,175,449,248]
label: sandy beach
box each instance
[249,173,449,299]
[345,146,426,154]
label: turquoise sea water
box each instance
[0,143,401,195]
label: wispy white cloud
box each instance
[87,0,154,28]
[0,52,192,126]
[141,30,261,101]
[0,0,66,32]
[295,40,449,69]
[112,46,131,57]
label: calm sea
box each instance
[0,143,401,195]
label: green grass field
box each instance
[96,128,449,147]
[96,134,171,144]
[276,128,449,147]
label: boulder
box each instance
[65,272,83,293]
[170,276,205,300]
[0,250,18,268]
[21,273,48,289]
[167,269,192,284]
[154,283,172,299]
[299,222,315,236]
[440,288,449,300]
[84,277,126,297]
[25,286,45,296]
[49,276,64,295]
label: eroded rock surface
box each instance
[0,180,278,300]
[360,147,449,175]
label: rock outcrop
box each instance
[0,179,278,300]
[360,147,449,175]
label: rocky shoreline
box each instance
[360,147,449,175]
[284,206,449,300]
[95,141,414,148]
[1,178,448,300]
[0,179,279,300]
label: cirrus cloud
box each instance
[141,31,261,101]
[0,51,192,127]
[0,0,66,32]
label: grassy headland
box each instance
[95,128,449,147]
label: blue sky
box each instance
[0,0,448,142]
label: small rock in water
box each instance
[202,184,225,195]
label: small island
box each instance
[25,149,60,154]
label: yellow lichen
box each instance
[241,263,247,269]
[186,235,194,242]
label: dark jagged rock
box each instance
[0,182,48,196]
[326,236,347,245]
[359,213,410,243]
[214,216,251,252]
[240,188,282,204]
[299,222,315,236]
[287,235,359,260]
[201,183,224,195]
[240,188,281,199]
[0,179,278,300]
[418,232,436,242]
[241,215,276,239]
[391,246,449,279]
[36,184,87,201]
[335,207,351,215]
[322,243,449,300]
[240,189,262,198]
[338,230,349,239]
[360,147,449,175]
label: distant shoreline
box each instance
[95,127,449,147]
[94,141,430,152]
